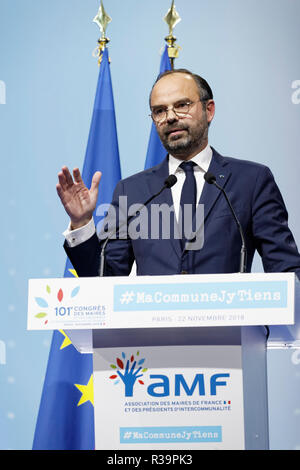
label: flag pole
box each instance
[93,0,112,64]
[163,0,181,69]
[144,1,183,169]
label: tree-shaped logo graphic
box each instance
[109,351,148,397]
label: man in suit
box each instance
[57,69,300,279]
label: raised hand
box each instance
[56,166,101,229]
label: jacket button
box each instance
[181,270,188,274]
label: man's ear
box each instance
[206,100,215,124]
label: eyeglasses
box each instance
[150,99,208,123]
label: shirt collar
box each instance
[169,144,213,174]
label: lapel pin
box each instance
[219,174,225,178]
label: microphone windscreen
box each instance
[204,172,216,184]
[164,174,177,188]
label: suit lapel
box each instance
[146,156,182,260]
[144,156,169,200]
[199,148,231,222]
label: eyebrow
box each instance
[151,97,192,109]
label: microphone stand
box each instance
[204,172,247,273]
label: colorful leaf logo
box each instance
[35,297,48,308]
[109,351,148,395]
[34,283,80,325]
[35,312,47,319]
[116,358,124,369]
[57,289,63,302]
[71,286,80,298]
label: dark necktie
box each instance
[179,161,197,249]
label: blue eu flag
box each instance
[32,48,121,450]
[144,45,172,170]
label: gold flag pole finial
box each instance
[93,0,112,65]
[164,0,181,69]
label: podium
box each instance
[28,272,298,450]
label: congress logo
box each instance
[33,284,80,325]
[109,351,148,397]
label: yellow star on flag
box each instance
[75,375,94,407]
[59,330,72,350]
[68,268,78,278]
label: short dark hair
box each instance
[149,68,213,107]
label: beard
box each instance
[158,118,208,157]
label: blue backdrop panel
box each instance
[0,0,300,449]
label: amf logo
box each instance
[147,373,230,398]
[109,351,230,398]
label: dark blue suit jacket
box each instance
[64,149,300,279]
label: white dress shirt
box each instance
[168,144,212,220]
[64,145,212,247]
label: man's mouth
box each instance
[165,127,188,138]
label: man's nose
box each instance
[166,108,178,122]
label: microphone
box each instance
[163,174,177,189]
[99,174,177,276]
[204,172,247,273]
